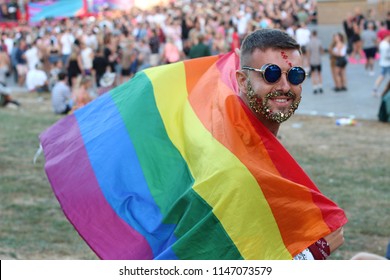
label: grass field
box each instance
[0,91,389,260]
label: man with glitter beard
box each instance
[235,29,345,260]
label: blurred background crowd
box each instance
[0,0,389,114]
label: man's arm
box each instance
[324,227,345,253]
[294,227,344,260]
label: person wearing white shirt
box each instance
[24,40,40,70]
[295,23,311,73]
[80,42,94,76]
[60,29,74,66]
[26,63,48,92]
[372,34,390,97]
[3,34,14,56]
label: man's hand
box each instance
[324,227,344,253]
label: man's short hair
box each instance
[240,29,301,67]
[58,72,67,81]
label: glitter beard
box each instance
[246,80,301,123]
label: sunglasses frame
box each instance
[242,64,307,85]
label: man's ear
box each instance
[236,70,248,94]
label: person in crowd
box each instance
[372,34,390,97]
[118,39,135,84]
[306,30,324,94]
[24,39,41,71]
[295,22,311,74]
[211,30,228,56]
[51,71,72,115]
[79,41,94,77]
[361,21,378,76]
[103,33,119,75]
[66,45,82,89]
[328,33,339,91]
[330,32,348,92]
[97,71,116,96]
[136,38,152,71]
[162,36,180,64]
[0,45,10,82]
[60,28,75,67]
[229,25,241,53]
[128,49,140,78]
[376,21,389,42]
[0,45,20,107]
[349,7,365,64]
[48,37,61,66]
[377,81,390,123]
[92,47,109,88]
[343,11,354,55]
[71,75,94,111]
[149,28,161,67]
[2,32,14,58]
[15,38,28,86]
[188,34,211,59]
[48,59,63,91]
[25,62,49,93]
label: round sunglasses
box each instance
[242,64,307,85]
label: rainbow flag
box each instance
[40,52,347,260]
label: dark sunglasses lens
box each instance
[264,64,281,83]
[288,67,306,85]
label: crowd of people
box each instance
[340,7,390,97]
[0,0,388,119]
[0,0,318,111]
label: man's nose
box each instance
[275,72,291,92]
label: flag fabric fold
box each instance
[40,51,347,260]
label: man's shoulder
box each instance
[53,82,69,91]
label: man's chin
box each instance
[265,110,294,123]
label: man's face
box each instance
[237,48,304,125]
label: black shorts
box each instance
[121,68,131,76]
[351,34,361,43]
[310,64,322,72]
[363,47,377,59]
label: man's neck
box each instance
[238,93,280,136]
[262,119,280,136]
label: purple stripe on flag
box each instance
[40,114,153,260]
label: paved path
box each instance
[298,54,385,121]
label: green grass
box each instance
[0,93,96,260]
[280,115,390,259]
[0,92,389,260]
